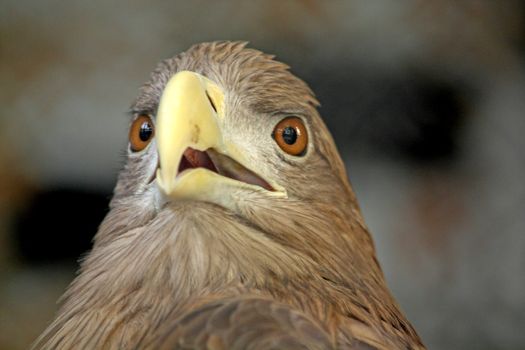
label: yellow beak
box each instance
[155,71,286,205]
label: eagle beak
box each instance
[155,71,286,205]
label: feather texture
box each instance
[33,42,425,349]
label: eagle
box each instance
[34,41,425,349]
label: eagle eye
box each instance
[129,115,155,152]
[273,117,308,156]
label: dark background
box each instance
[1,1,524,349]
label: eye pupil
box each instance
[273,117,307,156]
[282,126,297,145]
[139,122,153,141]
[130,115,154,152]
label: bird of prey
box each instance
[34,41,425,349]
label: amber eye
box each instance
[129,115,155,152]
[273,117,308,156]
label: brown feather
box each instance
[33,41,425,349]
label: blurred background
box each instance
[1,1,524,349]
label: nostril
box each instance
[206,90,217,113]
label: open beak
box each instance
[155,71,286,206]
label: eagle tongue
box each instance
[179,148,218,174]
